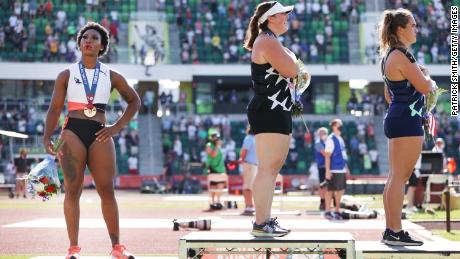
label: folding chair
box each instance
[425,175,448,203]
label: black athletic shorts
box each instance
[408,171,419,187]
[247,109,292,135]
[328,173,346,191]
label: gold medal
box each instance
[83,107,97,117]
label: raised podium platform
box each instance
[179,231,355,259]
[355,241,460,259]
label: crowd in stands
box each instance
[346,91,387,116]
[366,0,453,64]
[166,0,366,64]
[433,112,460,161]
[0,0,136,63]
[161,114,380,178]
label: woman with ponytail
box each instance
[244,1,307,237]
[378,9,435,246]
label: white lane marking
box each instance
[3,218,423,230]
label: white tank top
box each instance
[66,62,111,110]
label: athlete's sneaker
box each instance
[268,217,291,233]
[65,246,81,259]
[383,230,424,246]
[242,207,255,216]
[332,211,343,220]
[381,229,389,243]
[111,244,135,259]
[251,218,289,237]
[324,211,334,220]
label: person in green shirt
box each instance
[206,131,226,209]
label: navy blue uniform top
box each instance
[247,31,295,112]
[381,48,425,119]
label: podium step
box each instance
[179,231,355,259]
[355,241,460,258]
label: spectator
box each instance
[127,155,138,175]
[206,130,226,209]
[15,148,29,199]
[324,119,348,220]
[314,127,329,211]
[239,126,258,215]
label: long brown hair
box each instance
[243,1,276,51]
[378,8,413,56]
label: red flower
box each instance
[45,185,56,193]
[38,192,47,197]
[39,177,49,184]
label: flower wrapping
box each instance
[291,59,311,118]
[425,83,448,114]
[21,137,63,201]
[25,155,61,201]
[423,82,448,142]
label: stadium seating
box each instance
[0,0,136,62]
[165,0,366,64]
[385,0,455,64]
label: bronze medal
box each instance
[83,107,97,117]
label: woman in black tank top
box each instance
[378,9,434,246]
[243,1,309,237]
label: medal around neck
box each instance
[78,61,100,118]
[84,106,97,117]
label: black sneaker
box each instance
[332,211,343,220]
[209,203,223,210]
[384,230,424,246]
[381,229,389,243]
[324,211,334,220]
[251,219,289,237]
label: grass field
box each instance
[408,208,460,220]
[433,230,460,241]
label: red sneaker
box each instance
[111,244,135,259]
[65,246,81,259]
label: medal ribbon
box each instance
[78,61,100,109]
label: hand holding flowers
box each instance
[291,59,311,117]
[423,79,448,142]
[21,137,63,201]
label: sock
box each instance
[389,229,402,234]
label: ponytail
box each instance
[378,9,412,56]
[243,2,274,51]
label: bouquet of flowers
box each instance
[23,138,63,201]
[423,81,448,142]
[291,59,311,117]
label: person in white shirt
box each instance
[432,137,447,171]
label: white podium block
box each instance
[179,231,355,259]
[355,241,460,259]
